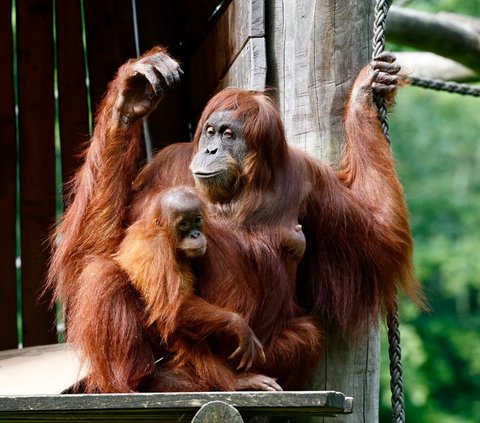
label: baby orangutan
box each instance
[117,186,264,363]
[68,187,267,392]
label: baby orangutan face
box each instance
[158,187,207,258]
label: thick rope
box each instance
[388,297,405,423]
[410,76,480,97]
[372,0,392,144]
[372,1,405,422]
[372,3,480,420]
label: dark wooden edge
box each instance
[17,0,58,347]
[56,0,90,193]
[0,391,353,416]
[0,0,19,351]
[188,0,265,116]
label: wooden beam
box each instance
[189,0,265,115]
[266,0,373,165]
[305,322,380,423]
[266,1,380,422]
[0,0,19,350]
[395,51,477,82]
[217,37,267,91]
[0,391,353,421]
[16,0,57,347]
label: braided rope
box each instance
[410,76,480,97]
[372,0,391,144]
[372,1,405,422]
[372,3,479,421]
[387,297,405,423]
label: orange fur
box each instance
[67,188,274,392]
[47,46,422,393]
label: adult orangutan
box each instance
[47,46,423,392]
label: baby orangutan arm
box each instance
[116,188,265,372]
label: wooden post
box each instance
[266,0,379,422]
[189,0,266,116]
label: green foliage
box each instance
[380,86,480,422]
[401,0,480,17]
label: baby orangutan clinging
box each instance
[68,187,268,393]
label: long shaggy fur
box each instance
[47,47,422,393]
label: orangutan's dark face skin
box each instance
[190,111,248,202]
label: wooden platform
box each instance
[0,345,353,421]
[0,344,86,395]
[0,391,353,422]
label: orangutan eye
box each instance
[194,215,203,226]
[223,128,233,139]
[179,220,190,231]
[206,126,215,136]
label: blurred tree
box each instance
[386,1,480,81]
[376,4,480,423]
[379,85,480,422]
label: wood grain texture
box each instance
[0,391,352,411]
[304,323,380,423]
[189,0,265,114]
[218,37,267,91]
[0,391,352,421]
[266,0,374,165]
[266,1,379,422]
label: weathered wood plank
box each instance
[189,0,265,114]
[0,0,19,350]
[305,323,380,423]
[17,0,58,347]
[266,1,379,422]
[266,0,373,165]
[0,391,352,421]
[217,37,267,91]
